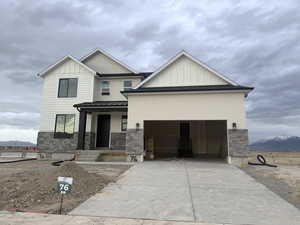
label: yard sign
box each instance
[57,176,73,194]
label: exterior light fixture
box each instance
[136,123,140,131]
[232,122,237,129]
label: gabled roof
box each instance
[37,55,96,77]
[80,48,138,74]
[122,85,253,95]
[135,50,239,89]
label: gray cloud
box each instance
[0,0,299,142]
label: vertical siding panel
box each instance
[145,55,229,87]
[40,59,94,132]
[83,53,131,73]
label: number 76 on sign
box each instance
[57,177,73,194]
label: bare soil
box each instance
[0,161,129,214]
[241,165,300,210]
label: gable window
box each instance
[58,78,78,97]
[54,114,75,138]
[101,80,110,95]
[121,115,127,131]
[123,80,132,91]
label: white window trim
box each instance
[101,80,110,95]
[123,80,132,91]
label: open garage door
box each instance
[144,120,228,160]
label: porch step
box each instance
[98,151,127,162]
[76,151,101,162]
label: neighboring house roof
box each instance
[80,48,138,74]
[135,50,239,89]
[122,85,254,94]
[73,101,128,108]
[96,72,152,78]
[37,55,96,77]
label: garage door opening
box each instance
[144,120,228,160]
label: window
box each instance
[54,114,75,138]
[101,80,110,95]
[121,115,127,131]
[58,78,78,97]
[123,80,132,91]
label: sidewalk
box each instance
[0,211,224,225]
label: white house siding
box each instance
[93,77,142,101]
[40,58,94,132]
[144,55,228,87]
[127,92,247,129]
[82,52,131,74]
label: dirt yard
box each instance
[0,160,130,214]
[241,165,300,210]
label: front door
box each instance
[96,115,111,147]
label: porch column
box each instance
[77,110,87,150]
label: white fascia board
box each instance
[135,50,238,88]
[37,55,96,77]
[123,89,250,96]
[80,48,138,74]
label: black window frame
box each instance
[54,114,75,138]
[58,78,78,98]
[121,115,128,131]
[101,80,110,95]
[123,80,132,91]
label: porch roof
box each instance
[73,101,128,112]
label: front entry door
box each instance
[96,115,111,147]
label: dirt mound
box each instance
[0,162,114,213]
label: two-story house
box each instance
[37,49,253,165]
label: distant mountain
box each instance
[0,141,36,147]
[250,136,300,152]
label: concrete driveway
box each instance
[70,160,300,225]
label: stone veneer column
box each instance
[228,129,249,166]
[125,129,144,162]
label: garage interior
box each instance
[144,120,228,160]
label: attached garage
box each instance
[122,51,253,165]
[144,120,228,160]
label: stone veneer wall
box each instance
[125,129,144,161]
[110,132,126,150]
[37,132,95,152]
[228,129,249,157]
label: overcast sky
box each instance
[0,0,299,143]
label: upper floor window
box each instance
[121,115,128,131]
[58,78,78,98]
[101,80,110,95]
[54,114,75,138]
[123,80,132,91]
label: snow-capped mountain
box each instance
[0,141,36,147]
[250,136,300,152]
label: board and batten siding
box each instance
[127,92,247,129]
[40,58,94,132]
[144,55,228,87]
[83,52,131,74]
[93,77,142,101]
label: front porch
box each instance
[74,101,128,151]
